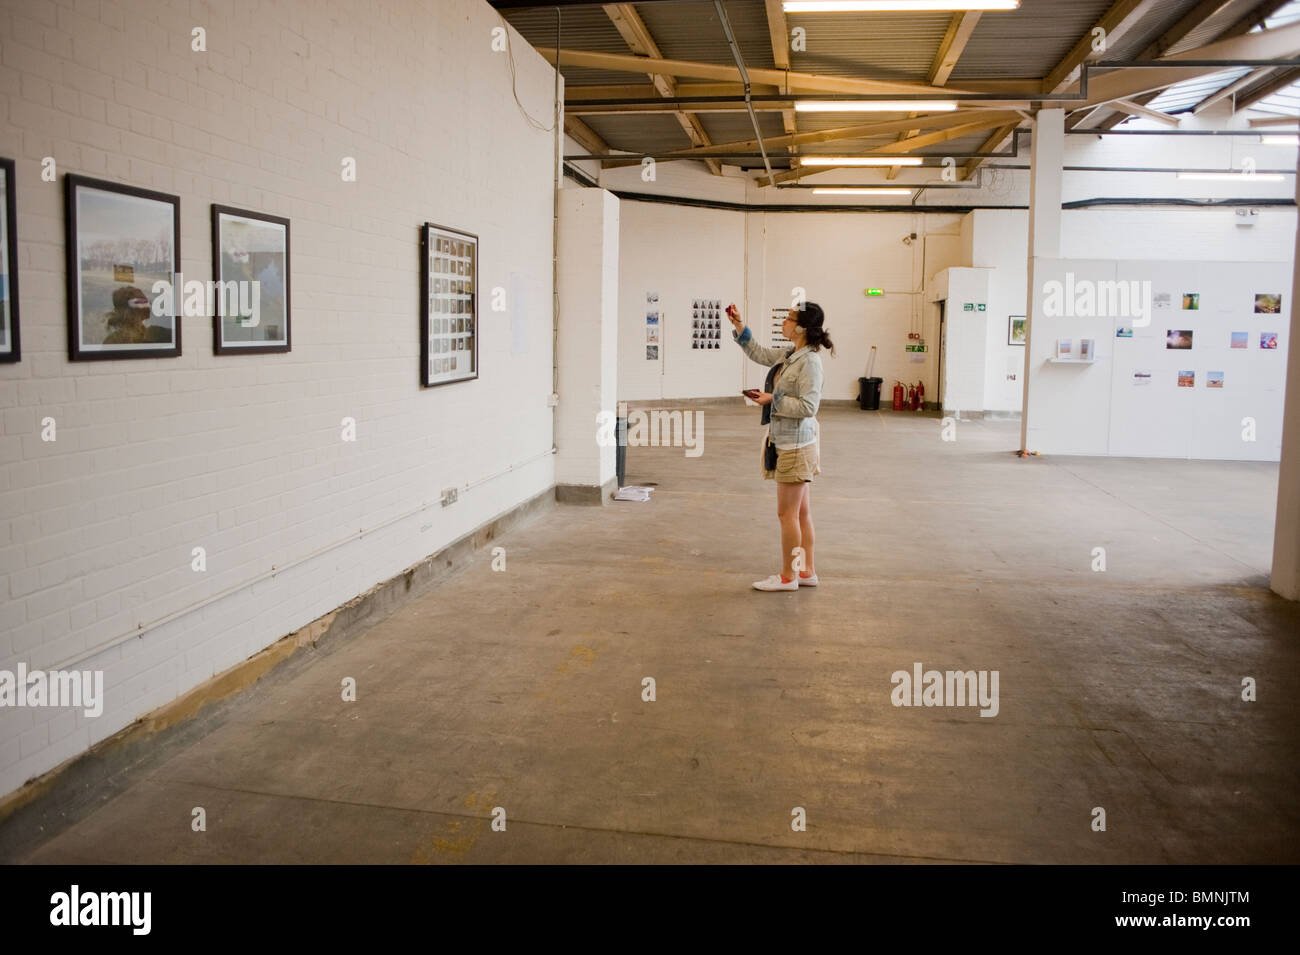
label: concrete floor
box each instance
[13,405,1300,863]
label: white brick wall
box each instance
[0,0,558,797]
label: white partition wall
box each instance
[1026,258,1290,460]
[556,189,620,497]
[931,267,991,416]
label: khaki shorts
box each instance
[763,441,820,483]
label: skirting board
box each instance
[0,486,557,861]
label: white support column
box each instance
[1270,155,1300,600]
[1019,108,1064,454]
[555,188,620,504]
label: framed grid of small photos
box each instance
[692,297,722,350]
[0,157,19,363]
[420,222,478,388]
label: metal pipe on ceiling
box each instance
[713,0,774,187]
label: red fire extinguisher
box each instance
[892,381,905,411]
[915,381,925,411]
[907,382,918,411]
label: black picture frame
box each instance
[0,157,19,363]
[65,174,181,361]
[211,204,291,355]
[1008,315,1026,346]
[419,221,479,388]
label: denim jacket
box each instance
[734,326,823,449]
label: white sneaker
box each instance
[798,573,818,587]
[753,574,799,591]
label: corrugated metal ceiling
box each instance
[948,0,1115,80]
[784,11,953,82]
[638,0,778,70]
[505,0,1295,161]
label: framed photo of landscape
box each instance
[420,222,478,388]
[1008,315,1026,346]
[0,157,19,363]
[211,205,290,355]
[65,174,180,360]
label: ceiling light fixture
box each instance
[794,100,958,112]
[1177,172,1285,181]
[1259,135,1299,146]
[800,156,924,166]
[812,187,913,196]
[784,1,1019,12]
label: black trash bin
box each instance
[858,376,883,411]
[615,414,628,487]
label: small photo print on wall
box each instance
[1177,370,1195,387]
[1254,293,1281,314]
[1230,331,1249,349]
[1153,292,1172,310]
[1260,332,1278,350]
[1115,324,1133,339]
[211,205,290,355]
[1132,368,1152,386]
[1166,329,1193,349]
[1207,371,1224,389]
[646,345,658,360]
[65,175,181,360]
[646,326,659,343]
[1181,293,1199,310]
[1008,316,1026,345]
[0,157,18,363]
[646,291,658,304]
[646,311,659,325]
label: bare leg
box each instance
[777,481,804,579]
[798,483,815,575]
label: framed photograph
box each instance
[65,174,180,360]
[420,222,478,388]
[1008,315,1026,346]
[1166,329,1193,350]
[211,205,290,354]
[0,157,18,363]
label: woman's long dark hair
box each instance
[796,302,834,354]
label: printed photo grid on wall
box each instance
[421,222,478,388]
[770,306,792,346]
[0,158,18,363]
[692,297,722,350]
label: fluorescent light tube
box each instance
[812,187,913,196]
[800,157,924,166]
[1177,172,1284,181]
[794,100,958,112]
[1260,135,1299,146]
[784,2,1019,12]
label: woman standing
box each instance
[726,301,834,592]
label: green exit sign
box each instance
[865,288,883,296]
